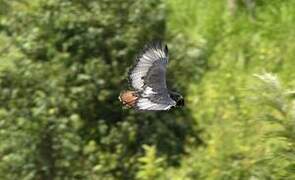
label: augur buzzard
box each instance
[119,41,184,111]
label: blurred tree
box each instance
[136,145,165,180]
[252,73,295,179]
[227,0,256,19]
[0,0,199,179]
[163,0,295,179]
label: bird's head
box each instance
[169,91,184,107]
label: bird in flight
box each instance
[119,41,184,111]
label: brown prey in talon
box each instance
[119,90,139,107]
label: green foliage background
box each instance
[0,0,294,179]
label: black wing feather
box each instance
[128,41,176,111]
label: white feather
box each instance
[137,98,172,110]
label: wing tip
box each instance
[145,40,168,56]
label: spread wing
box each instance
[128,41,176,111]
[129,41,168,91]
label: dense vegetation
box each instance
[0,0,294,179]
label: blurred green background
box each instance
[0,0,295,179]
